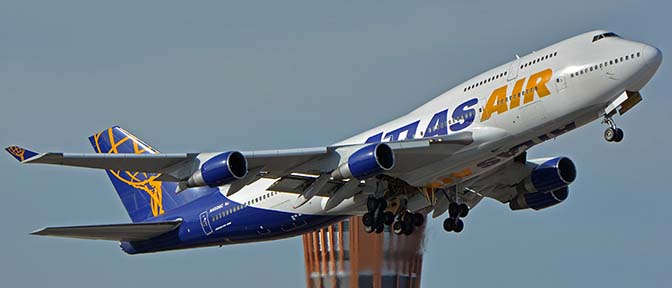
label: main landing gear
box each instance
[391,211,424,236]
[602,116,624,143]
[362,197,424,236]
[443,202,469,233]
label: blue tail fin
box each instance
[89,126,214,222]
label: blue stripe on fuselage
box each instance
[120,190,345,254]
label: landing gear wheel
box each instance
[443,218,455,232]
[613,128,624,142]
[375,223,385,234]
[604,127,616,142]
[362,213,373,227]
[402,213,413,226]
[458,203,469,218]
[402,222,414,236]
[453,218,464,233]
[448,202,460,218]
[383,211,395,226]
[412,213,424,227]
[393,221,404,235]
[364,225,374,233]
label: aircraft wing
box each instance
[30,220,182,241]
[6,131,472,180]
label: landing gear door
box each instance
[507,60,520,81]
[555,75,567,91]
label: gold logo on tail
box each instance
[93,128,165,217]
[7,146,26,161]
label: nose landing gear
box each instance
[602,117,624,142]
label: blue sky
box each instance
[1,1,670,287]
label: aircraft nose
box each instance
[642,44,662,70]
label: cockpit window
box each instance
[592,32,620,42]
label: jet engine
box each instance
[509,187,569,210]
[517,157,576,193]
[186,151,248,187]
[331,143,394,180]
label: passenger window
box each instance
[625,55,629,60]
[620,57,624,61]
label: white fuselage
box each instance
[224,30,662,217]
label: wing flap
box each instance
[31,220,182,241]
[267,174,344,196]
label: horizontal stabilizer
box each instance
[5,146,39,162]
[30,220,182,241]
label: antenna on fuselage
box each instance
[515,54,520,59]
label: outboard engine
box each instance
[517,157,576,193]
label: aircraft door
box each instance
[555,75,567,91]
[199,211,214,235]
[507,60,520,81]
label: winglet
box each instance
[5,146,39,162]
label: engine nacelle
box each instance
[331,143,395,180]
[186,151,248,187]
[518,157,576,193]
[509,187,569,211]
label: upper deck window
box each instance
[592,32,620,42]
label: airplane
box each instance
[6,30,662,254]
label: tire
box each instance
[402,213,413,225]
[393,221,403,235]
[443,218,454,232]
[449,202,460,218]
[614,128,624,142]
[604,127,616,142]
[367,197,379,212]
[384,211,395,226]
[453,218,464,233]
[364,225,374,233]
[374,214,384,227]
[412,213,425,227]
[403,223,414,235]
[362,213,373,226]
[375,223,385,234]
[459,203,469,218]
